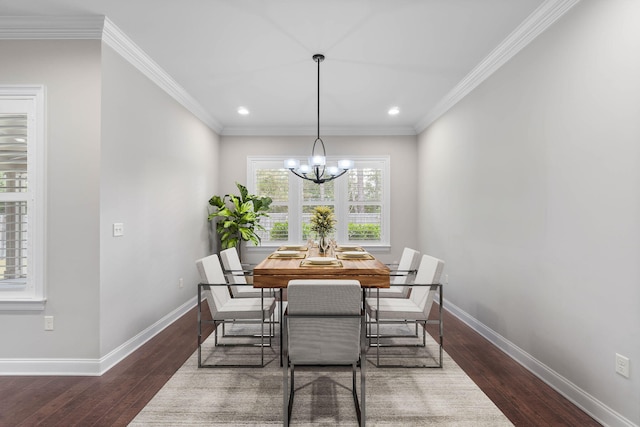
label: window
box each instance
[0,86,45,310]
[248,156,390,246]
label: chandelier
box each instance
[285,54,353,184]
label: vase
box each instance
[318,235,328,254]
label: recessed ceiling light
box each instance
[388,106,400,116]
[237,106,250,115]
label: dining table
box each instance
[253,245,391,289]
[252,244,391,365]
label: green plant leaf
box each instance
[236,182,249,201]
[208,195,225,208]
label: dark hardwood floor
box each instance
[0,303,600,426]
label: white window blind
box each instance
[254,167,290,242]
[248,156,389,246]
[347,166,384,241]
[0,115,28,283]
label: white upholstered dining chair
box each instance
[219,247,265,298]
[365,254,445,368]
[195,254,276,367]
[283,279,365,426]
[378,247,421,298]
[220,247,282,325]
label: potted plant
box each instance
[208,183,272,257]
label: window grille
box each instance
[248,157,389,246]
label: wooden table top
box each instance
[253,247,390,288]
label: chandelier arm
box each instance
[311,137,327,178]
[288,168,309,180]
[331,168,349,180]
[288,166,342,185]
[312,137,327,158]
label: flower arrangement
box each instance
[310,205,336,237]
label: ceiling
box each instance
[1,0,576,136]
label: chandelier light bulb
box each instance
[338,159,354,170]
[327,166,339,176]
[284,159,300,169]
[310,155,326,166]
[298,164,311,174]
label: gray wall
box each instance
[0,40,102,359]
[417,1,639,425]
[218,135,418,265]
[0,39,220,367]
[99,44,219,356]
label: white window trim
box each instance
[247,155,390,249]
[0,85,47,311]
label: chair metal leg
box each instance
[352,362,362,426]
[287,364,296,423]
[197,287,203,368]
[214,320,219,346]
[283,360,288,426]
[360,313,366,426]
[283,315,288,426]
[376,312,380,368]
[279,290,284,367]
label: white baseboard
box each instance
[0,296,197,376]
[443,298,637,427]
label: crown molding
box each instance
[414,0,581,134]
[0,15,223,133]
[221,125,417,136]
[101,18,223,133]
[0,16,104,39]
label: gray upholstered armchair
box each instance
[283,279,365,426]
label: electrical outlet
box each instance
[616,353,630,378]
[179,278,184,288]
[444,274,449,284]
[44,316,54,331]
[113,222,124,237]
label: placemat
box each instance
[335,246,365,252]
[299,259,343,267]
[336,253,375,260]
[268,252,307,259]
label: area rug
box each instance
[130,325,513,426]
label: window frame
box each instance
[247,155,390,248]
[0,85,46,311]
